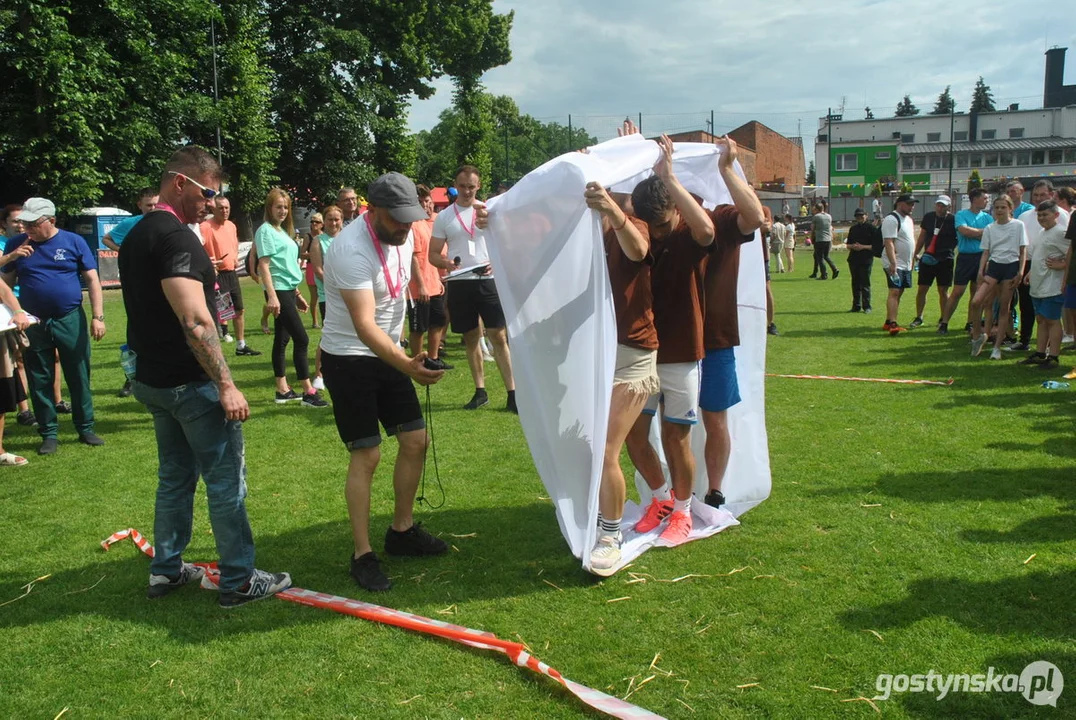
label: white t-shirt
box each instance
[872,198,881,215]
[431,203,491,281]
[784,221,796,245]
[981,220,1029,265]
[320,218,412,357]
[880,212,915,271]
[1021,207,1070,255]
[1029,223,1071,298]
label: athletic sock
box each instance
[599,516,621,537]
[653,485,672,502]
[237,340,247,350]
[673,496,691,514]
[507,389,516,403]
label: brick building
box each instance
[668,121,805,193]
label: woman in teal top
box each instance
[254,188,325,407]
[308,204,343,390]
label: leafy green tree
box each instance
[894,95,920,117]
[931,86,955,115]
[806,161,816,185]
[967,169,983,192]
[970,77,996,113]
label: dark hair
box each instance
[1057,186,1075,205]
[0,203,22,226]
[1032,179,1054,192]
[137,186,157,202]
[630,176,671,224]
[968,188,987,200]
[162,145,222,185]
[455,164,481,180]
[1005,180,1024,191]
[1036,200,1058,213]
[415,184,431,200]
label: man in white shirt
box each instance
[320,172,446,592]
[1014,180,1071,351]
[881,194,918,334]
[872,196,882,223]
[429,165,517,412]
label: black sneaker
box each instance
[147,563,206,598]
[37,438,58,455]
[1039,357,1060,371]
[463,389,489,410]
[219,569,292,608]
[118,380,133,398]
[964,322,973,333]
[909,317,924,329]
[704,489,726,509]
[16,410,36,427]
[1018,352,1047,365]
[937,322,948,334]
[78,432,105,447]
[236,345,262,356]
[275,389,301,404]
[351,552,391,591]
[848,307,861,313]
[506,393,518,414]
[384,523,448,557]
[301,391,329,408]
[427,357,454,371]
[832,269,840,280]
[56,400,72,414]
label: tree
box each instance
[967,169,983,193]
[806,161,816,185]
[894,95,920,117]
[931,86,955,115]
[970,77,996,113]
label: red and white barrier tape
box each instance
[766,372,954,386]
[102,529,665,720]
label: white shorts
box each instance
[641,361,700,425]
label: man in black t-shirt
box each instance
[845,208,878,312]
[910,195,958,328]
[120,146,291,608]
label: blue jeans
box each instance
[133,380,255,591]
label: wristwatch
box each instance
[94,314,105,321]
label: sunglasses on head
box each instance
[168,171,218,199]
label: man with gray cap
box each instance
[2,197,106,455]
[320,171,447,593]
[910,195,957,329]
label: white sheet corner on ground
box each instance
[485,135,772,575]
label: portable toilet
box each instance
[72,207,131,288]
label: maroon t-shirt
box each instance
[650,219,710,364]
[604,217,657,350]
[703,204,756,350]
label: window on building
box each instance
[1009,128,1024,139]
[984,153,999,167]
[981,129,997,140]
[1031,150,1045,165]
[970,154,983,168]
[818,133,828,143]
[914,156,927,170]
[1016,151,1031,166]
[902,156,914,171]
[927,132,941,142]
[874,151,892,160]
[1065,148,1076,163]
[901,133,915,143]
[1048,149,1064,164]
[999,152,1014,166]
[835,153,858,171]
[956,154,969,168]
[954,131,968,141]
[929,155,943,169]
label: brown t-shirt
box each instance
[650,219,711,364]
[604,217,657,350]
[703,204,756,350]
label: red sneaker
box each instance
[634,498,674,533]
[658,510,693,546]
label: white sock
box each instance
[673,496,691,514]
[653,485,672,501]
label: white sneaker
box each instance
[312,376,325,391]
[223,334,234,343]
[481,337,494,362]
[989,347,1002,360]
[589,532,622,576]
[1064,335,1075,344]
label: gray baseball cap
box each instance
[367,172,426,224]
[16,197,56,223]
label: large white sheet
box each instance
[484,134,771,573]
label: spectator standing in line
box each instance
[808,203,838,280]
[1013,181,1069,351]
[0,204,37,427]
[1006,181,1035,219]
[299,213,324,329]
[939,188,993,334]
[783,214,796,272]
[845,208,876,313]
[203,196,260,359]
[769,209,786,274]
[407,185,452,370]
[1018,201,1071,370]
[969,196,1028,360]
[0,279,33,466]
[909,195,958,329]
[338,187,360,226]
[880,194,918,334]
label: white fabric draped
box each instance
[484,134,771,573]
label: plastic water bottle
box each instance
[1041,381,1069,390]
[120,344,137,381]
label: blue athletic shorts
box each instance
[699,347,741,413]
[1064,284,1076,310]
[885,269,912,290]
[1032,295,1064,321]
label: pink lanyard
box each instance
[453,203,475,238]
[364,213,403,298]
[155,203,181,221]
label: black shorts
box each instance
[954,252,982,286]
[407,294,448,334]
[446,279,505,334]
[986,260,1020,282]
[0,376,19,414]
[320,351,424,449]
[917,258,954,288]
[217,270,244,312]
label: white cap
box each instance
[935,195,952,207]
[16,197,56,222]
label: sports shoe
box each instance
[704,489,725,509]
[16,410,36,427]
[971,334,987,357]
[909,317,924,329]
[274,389,301,404]
[989,347,1002,360]
[589,532,622,576]
[426,357,454,371]
[79,431,105,447]
[351,552,391,591]
[311,375,325,390]
[1018,352,1046,366]
[848,307,861,313]
[884,321,904,336]
[37,438,58,455]
[384,523,448,557]
[301,391,328,408]
[222,334,234,343]
[235,345,262,356]
[463,389,489,410]
[147,563,206,599]
[219,569,292,608]
[1064,368,1076,380]
[1039,357,1060,371]
[659,510,693,546]
[832,269,840,280]
[118,379,133,398]
[56,400,72,414]
[634,498,674,533]
[1005,341,1028,352]
[767,323,779,336]
[506,393,518,414]
[863,307,873,314]
[937,322,949,334]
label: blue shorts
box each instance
[1033,295,1065,321]
[699,348,741,413]
[1065,284,1076,310]
[885,269,912,290]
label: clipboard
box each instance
[445,263,491,279]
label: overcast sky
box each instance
[408,1,1076,165]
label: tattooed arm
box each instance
[161,276,249,421]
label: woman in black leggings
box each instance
[253,188,327,407]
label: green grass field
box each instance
[2,250,1074,719]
